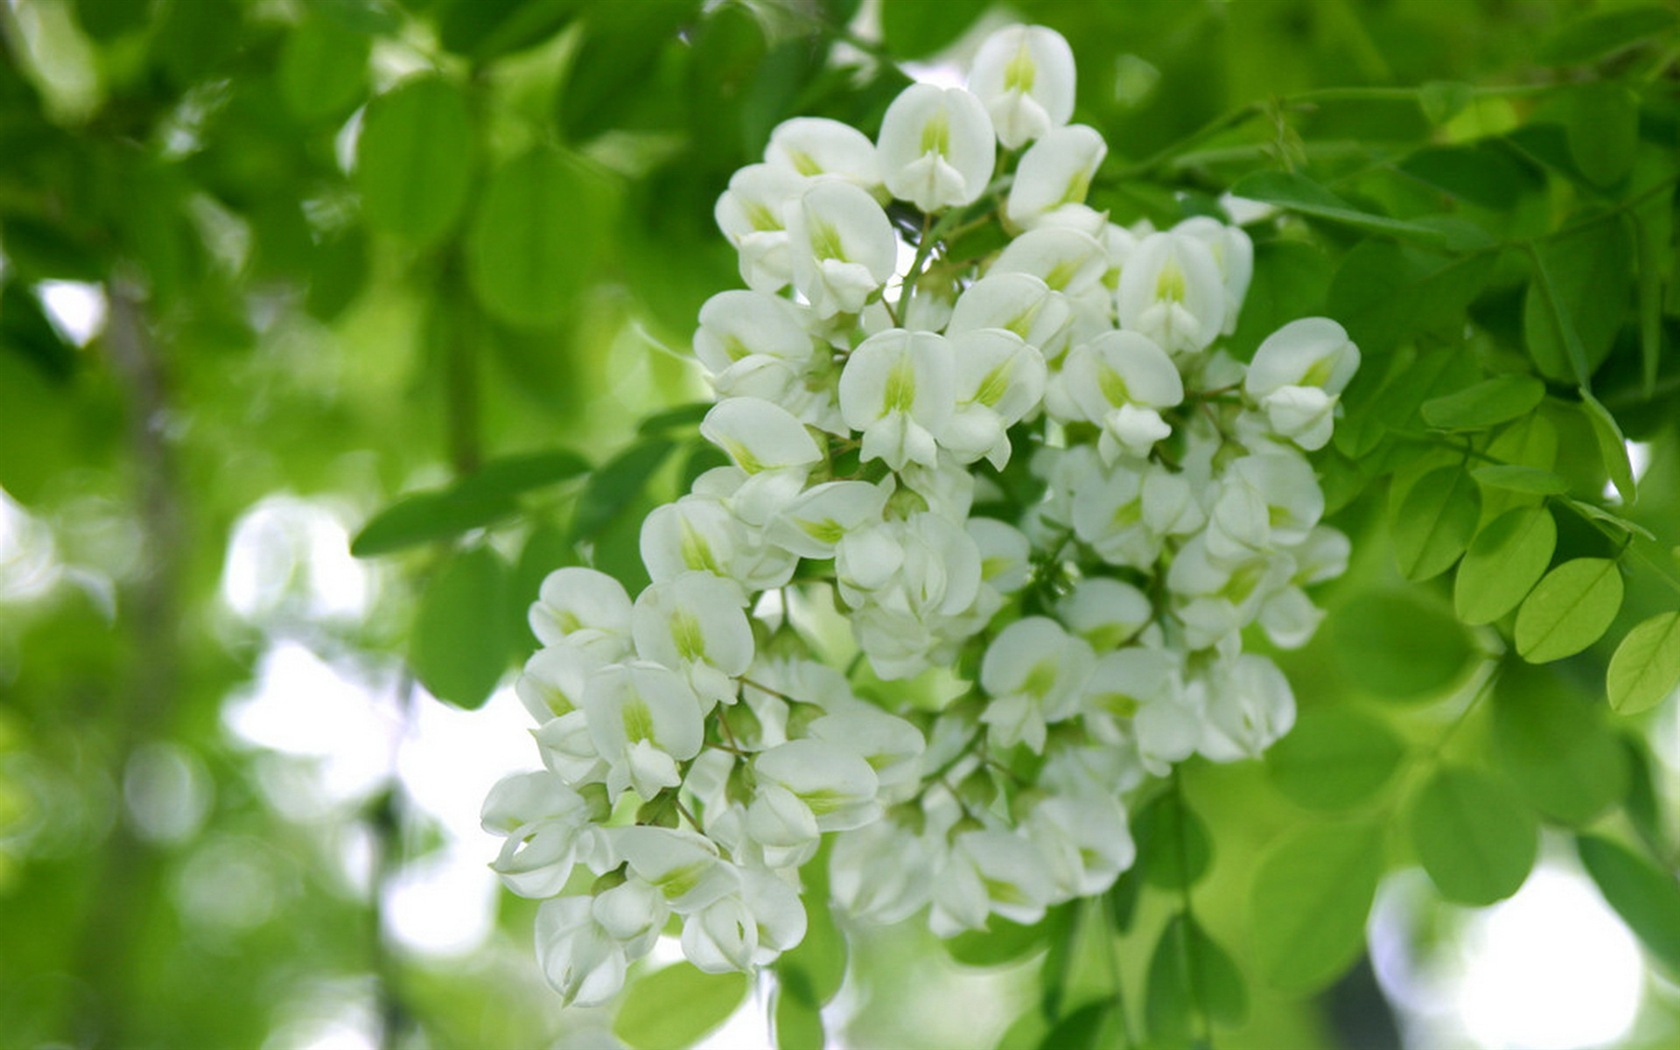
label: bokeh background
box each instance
[3,0,1680,1047]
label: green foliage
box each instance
[1454,506,1557,626]
[1329,591,1474,701]
[1515,557,1625,663]
[1248,821,1385,994]
[614,964,749,1050]
[1406,766,1538,906]
[1577,835,1680,978]
[355,77,476,245]
[1608,612,1680,715]
[1264,706,1405,812]
[409,545,513,708]
[1144,913,1248,1043]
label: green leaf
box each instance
[1471,464,1569,497]
[1623,736,1669,859]
[279,17,371,123]
[773,980,824,1050]
[315,0,404,35]
[352,490,517,558]
[1541,6,1678,65]
[1608,612,1680,716]
[1577,835,1680,977]
[1392,465,1481,581]
[1418,81,1473,125]
[1407,766,1538,906]
[880,0,990,58]
[1515,557,1624,663]
[1265,706,1406,811]
[455,450,590,503]
[355,76,475,245]
[572,439,676,541]
[615,964,748,1050]
[1034,1003,1111,1050]
[1493,664,1628,826]
[468,148,614,328]
[557,2,696,140]
[1454,506,1558,626]
[1421,376,1545,432]
[1635,201,1666,399]
[1248,820,1385,994]
[410,546,511,709]
[945,914,1053,968]
[1523,216,1631,384]
[1145,914,1248,1044]
[1579,392,1637,504]
[1330,591,1475,701]
[1328,243,1496,359]
[638,402,713,436]
[1225,240,1333,362]
[1228,171,1488,250]
[1134,790,1212,890]
[1565,83,1639,188]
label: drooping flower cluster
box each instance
[483,23,1359,1006]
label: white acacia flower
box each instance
[1068,455,1163,569]
[1198,653,1296,762]
[609,825,739,914]
[768,479,890,559]
[877,83,996,212]
[700,397,822,475]
[1173,217,1253,336]
[1084,646,1201,775]
[683,895,758,973]
[516,644,609,723]
[632,572,755,707]
[954,828,1057,927]
[532,709,607,785]
[980,616,1095,752]
[968,25,1077,149]
[991,226,1110,295]
[839,328,956,471]
[1057,330,1184,460]
[948,272,1074,362]
[592,877,668,960]
[529,567,634,658]
[1026,794,1135,898]
[1058,576,1152,650]
[639,496,741,587]
[481,771,594,899]
[714,163,805,292]
[693,289,814,376]
[1244,317,1361,450]
[1006,124,1107,229]
[969,517,1034,595]
[534,896,628,1006]
[785,180,897,317]
[1204,450,1323,561]
[808,704,926,797]
[583,661,706,801]
[753,738,881,833]
[766,116,880,189]
[1116,230,1226,357]
[831,818,937,924]
[939,328,1047,469]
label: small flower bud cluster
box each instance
[484,23,1359,1005]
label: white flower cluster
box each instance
[483,24,1359,1006]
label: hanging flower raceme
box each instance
[484,18,1359,1013]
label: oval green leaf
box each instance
[1515,557,1624,663]
[1421,375,1545,431]
[1454,506,1557,626]
[1493,663,1628,825]
[1408,766,1538,905]
[355,76,474,245]
[1330,591,1475,701]
[615,964,748,1050]
[880,0,990,58]
[1145,913,1248,1044]
[1249,820,1385,993]
[1265,706,1406,812]
[1580,392,1637,504]
[1608,612,1680,715]
[1566,82,1638,188]
[468,148,614,328]
[1392,465,1481,581]
[1472,464,1568,496]
[410,546,511,709]
[571,438,676,541]
[279,17,370,123]
[1577,835,1680,977]
[1134,790,1212,890]
[773,981,824,1050]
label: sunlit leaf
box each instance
[1577,835,1680,977]
[1494,663,1628,825]
[1608,612,1680,716]
[1579,392,1637,504]
[356,76,475,245]
[1408,766,1538,905]
[1392,465,1480,581]
[1421,376,1544,432]
[1145,913,1248,1044]
[1249,820,1385,993]
[1134,790,1212,890]
[1471,464,1568,497]
[1330,591,1474,701]
[615,965,748,1050]
[1515,557,1624,663]
[1454,506,1557,626]
[410,546,511,709]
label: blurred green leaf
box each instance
[1565,83,1639,189]
[1034,1003,1110,1050]
[1228,170,1490,251]
[1144,913,1248,1043]
[1330,591,1474,701]
[1580,391,1637,503]
[1248,820,1384,993]
[468,149,613,328]
[572,439,675,541]
[356,77,475,245]
[1541,5,1678,65]
[1134,789,1212,890]
[1454,506,1557,626]
[1523,215,1631,383]
[880,0,989,59]
[1577,835,1680,977]
[1407,766,1537,906]
[615,964,748,1050]
[279,17,371,123]
[1608,612,1680,716]
[1494,664,1628,825]
[1471,464,1568,497]
[1515,557,1624,663]
[1265,706,1405,812]
[410,545,512,708]
[773,981,824,1050]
